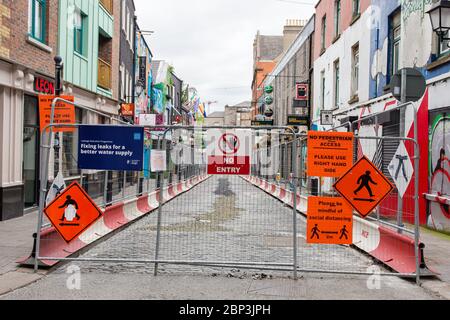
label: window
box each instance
[120,65,125,100]
[390,11,401,79]
[129,16,134,45]
[353,0,360,17]
[126,9,130,43]
[122,0,126,31]
[28,0,46,43]
[334,0,341,38]
[351,44,360,96]
[334,60,340,108]
[321,16,327,51]
[320,70,325,110]
[439,31,450,56]
[74,9,86,55]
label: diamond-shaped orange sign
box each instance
[44,182,103,243]
[334,156,394,218]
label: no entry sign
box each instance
[207,129,251,175]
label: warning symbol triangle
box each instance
[334,156,394,218]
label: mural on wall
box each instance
[428,111,450,231]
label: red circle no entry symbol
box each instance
[219,133,240,155]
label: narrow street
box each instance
[0,176,439,300]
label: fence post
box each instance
[413,105,421,285]
[292,135,299,280]
[34,97,60,272]
[103,171,109,207]
[154,132,167,276]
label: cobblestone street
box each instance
[55,175,376,277]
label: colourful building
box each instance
[313,0,450,231]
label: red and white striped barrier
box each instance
[19,175,210,268]
[243,175,432,275]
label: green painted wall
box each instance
[58,0,114,98]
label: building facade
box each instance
[0,0,59,220]
[312,0,449,232]
[251,31,283,118]
[312,0,372,129]
[134,25,152,123]
[0,0,123,221]
[264,18,314,129]
[224,101,253,127]
[119,0,136,108]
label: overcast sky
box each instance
[134,0,316,113]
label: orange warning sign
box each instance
[307,197,353,245]
[307,131,354,177]
[44,182,103,243]
[334,156,394,218]
[39,95,75,133]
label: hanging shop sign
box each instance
[121,103,135,117]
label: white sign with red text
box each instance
[207,129,251,175]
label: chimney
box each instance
[283,19,304,52]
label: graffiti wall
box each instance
[428,109,450,232]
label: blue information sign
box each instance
[78,125,144,171]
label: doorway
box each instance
[23,95,40,208]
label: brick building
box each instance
[0,0,122,221]
[0,0,60,221]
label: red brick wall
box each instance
[1,0,58,77]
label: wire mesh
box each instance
[35,124,420,279]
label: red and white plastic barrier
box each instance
[243,175,432,275]
[19,175,210,268]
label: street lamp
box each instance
[427,0,450,41]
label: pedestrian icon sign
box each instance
[44,182,103,243]
[388,142,413,198]
[307,197,353,245]
[334,156,394,218]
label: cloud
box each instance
[135,0,315,111]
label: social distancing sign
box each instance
[207,129,251,175]
[307,197,353,245]
[307,131,354,177]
